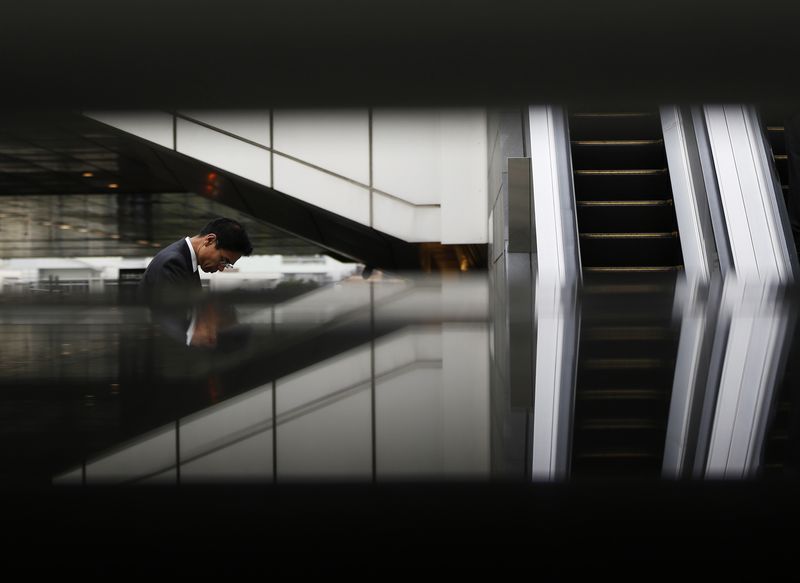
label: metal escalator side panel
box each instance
[525,106,582,481]
[660,106,720,286]
[527,106,582,288]
[700,105,797,284]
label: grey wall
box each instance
[487,109,532,478]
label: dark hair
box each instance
[199,217,253,256]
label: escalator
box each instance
[572,285,678,478]
[763,112,789,205]
[760,109,795,477]
[570,111,683,274]
[568,110,683,478]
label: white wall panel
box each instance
[176,118,270,186]
[273,109,369,183]
[375,286,446,322]
[372,109,488,244]
[139,469,177,484]
[181,433,272,482]
[372,192,440,241]
[274,156,370,225]
[276,390,371,480]
[86,111,174,149]
[371,279,415,304]
[85,427,175,483]
[274,280,372,325]
[441,276,490,319]
[180,386,272,462]
[276,346,372,479]
[376,367,443,477]
[440,110,488,243]
[277,346,371,412]
[442,324,490,476]
[374,327,441,376]
[276,348,372,480]
[180,110,271,147]
[372,109,441,205]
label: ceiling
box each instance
[1,1,798,108]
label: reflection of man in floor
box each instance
[154,283,252,353]
[187,301,244,350]
[151,297,242,349]
[121,220,254,436]
[785,113,800,252]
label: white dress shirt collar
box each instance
[184,237,198,273]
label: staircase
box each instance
[567,109,683,478]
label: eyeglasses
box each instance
[218,256,234,270]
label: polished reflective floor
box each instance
[4,274,800,570]
[2,273,800,486]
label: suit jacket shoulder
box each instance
[140,239,201,298]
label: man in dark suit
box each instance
[140,217,253,297]
[140,217,253,347]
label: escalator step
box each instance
[577,199,673,206]
[765,126,786,155]
[578,419,664,430]
[574,170,672,199]
[583,265,682,272]
[575,168,668,176]
[580,231,677,239]
[581,357,670,369]
[580,340,678,361]
[574,431,666,451]
[577,200,677,232]
[571,140,666,169]
[577,388,668,400]
[582,326,672,341]
[576,400,671,420]
[580,236,682,267]
[575,452,659,460]
[575,370,674,392]
[570,112,661,141]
